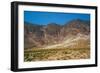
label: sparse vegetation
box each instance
[24,48,90,62]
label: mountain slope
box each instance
[43,33,90,49]
[24,19,90,49]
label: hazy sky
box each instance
[24,11,90,25]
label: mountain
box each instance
[24,19,90,49]
[24,22,44,49]
[61,19,90,37]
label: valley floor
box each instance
[24,48,90,62]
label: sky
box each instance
[24,11,90,25]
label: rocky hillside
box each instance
[24,19,90,49]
